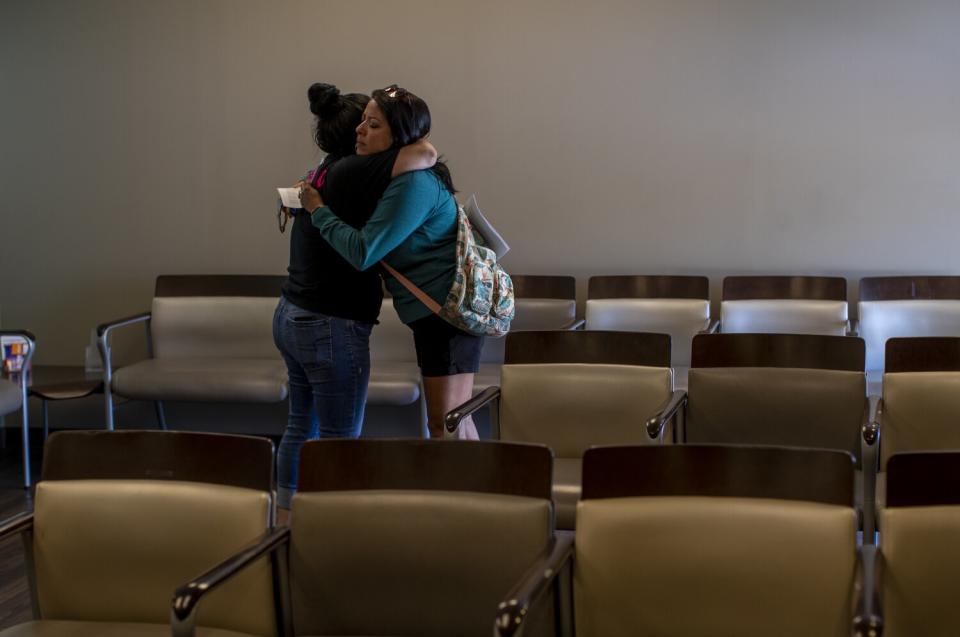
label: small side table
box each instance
[25,366,104,439]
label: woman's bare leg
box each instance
[422,373,478,439]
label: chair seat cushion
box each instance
[367,362,421,405]
[0,620,258,637]
[112,358,287,402]
[553,457,582,530]
[0,379,21,415]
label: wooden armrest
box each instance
[0,512,33,542]
[494,531,575,637]
[171,526,290,637]
[646,390,687,439]
[96,312,151,338]
[444,386,501,436]
[863,397,882,446]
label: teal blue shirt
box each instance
[310,169,457,324]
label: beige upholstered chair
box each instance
[247,439,557,637]
[720,275,850,335]
[98,275,288,430]
[859,276,960,394]
[0,430,279,637]
[869,337,960,521]
[585,275,710,389]
[0,329,36,488]
[685,333,872,535]
[475,275,579,393]
[495,445,860,637]
[870,452,960,637]
[447,330,683,529]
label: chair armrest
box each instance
[563,318,586,331]
[852,544,883,637]
[96,312,152,338]
[494,530,575,637]
[863,397,882,446]
[96,312,152,378]
[646,390,687,439]
[0,512,33,541]
[702,320,720,334]
[171,526,290,637]
[847,319,860,337]
[444,386,501,436]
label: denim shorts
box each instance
[408,313,484,377]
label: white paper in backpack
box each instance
[463,194,510,259]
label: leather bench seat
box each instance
[112,358,288,403]
[366,362,422,405]
[101,279,292,429]
[368,303,422,411]
[720,299,849,335]
[585,297,710,370]
[860,299,960,372]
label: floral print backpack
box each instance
[381,204,515,337]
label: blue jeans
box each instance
[273,297,373,507]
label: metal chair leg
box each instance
[21,399,31,489]
[418,388,429,439]
[155,400,168,430]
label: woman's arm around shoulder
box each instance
[392,139,437,178]
[310,170,438,271]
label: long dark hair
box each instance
[371,86,456,194]
[308,83,367,158]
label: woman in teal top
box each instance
[300,85,483,440]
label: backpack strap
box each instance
[380,261,442,314]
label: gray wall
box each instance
[2,0,959,364]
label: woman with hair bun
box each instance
[274,82,436,512]
[301,85,483,441]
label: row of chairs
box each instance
[8,271,959,487]
[577,274,960,381]
[93,274,579,436]
[500,444,952,637]
[1,431,945,636]
[0,431,552,637]
[94,272,960,434]
[448,330,960,536]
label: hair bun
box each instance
[308,83,342,117]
